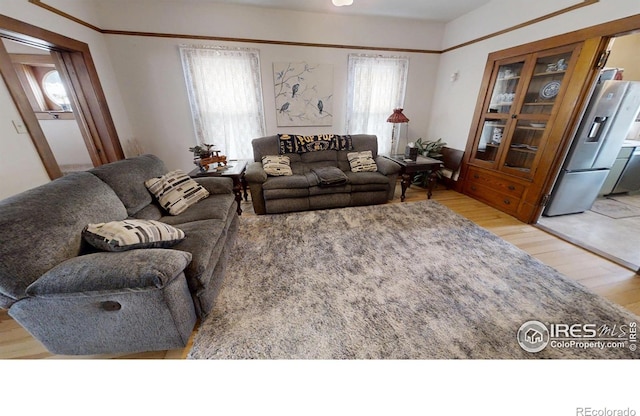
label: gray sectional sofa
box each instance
[245,134,400,214]
[0,154,238,355]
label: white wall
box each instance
[95,1,444,171]
[0,0,135,198]
[0,76,50,200]
[104,35,440,171]
[429,0,640,151]
[3,0,638,194]
[607,32,640,81]
[39,119,93,167]
[95,0,444,52]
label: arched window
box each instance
[42,70,71,110]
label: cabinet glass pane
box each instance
[475,119,506,162]
[488,62,525,114]
[521,52,572,115]
[503,119,546,173]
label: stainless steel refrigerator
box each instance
[543,80,640,217]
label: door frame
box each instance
[534,23,640,223]
[0,14,123,179]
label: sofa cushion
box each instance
[345,171,390,185]
[145,170,210,215]
[160,193,236,225]
[171,219,227,289]
[309,184,351,196]
[83,219,185,252]
[262,155,292,176]
[0,172,127,303]
[348,151,378,172]
[262,174,311,190]
[193,176,233,194]
[132,203,164,221]
[26,249,192,296]
[89,154,168,216]
[264,188,309,200]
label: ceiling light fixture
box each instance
[332,0,353,7]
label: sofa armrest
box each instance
[26,249,192,297]
[245,161,268,184]
[193,176,233,194]
[376,156,401,176]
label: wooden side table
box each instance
[189,160,248,215]
[383,155,443,201]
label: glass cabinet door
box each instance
[469,45,577,176]
[520,51,572,116]
[503,119,546,173]
[488,62,525,114]
[500,49,574,177]
[470,60,525,167]
[473,119,507,163]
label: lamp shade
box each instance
[387,108,409,123]
[332,0,353,6]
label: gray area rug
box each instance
[188,201,639,359]
[590,197,640,219]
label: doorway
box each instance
[536,32,640,272]
[2,38,93,174]
[0,14,123,180]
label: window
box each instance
[42,70,71,110]
[10,53,74,116]
[180,45,266,159]
[346,54,409,155]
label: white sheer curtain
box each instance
[179,45,266,159]
[346,54,409,155]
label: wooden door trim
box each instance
[0,14,123,179]
[0,39,61,178]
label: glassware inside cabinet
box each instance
[475,119,507,162]
[503,119,547,174]
[488,62,525,114]
[521,51,572,115]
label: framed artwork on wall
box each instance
[273,62,333,126]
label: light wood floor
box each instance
[2,184,638,359]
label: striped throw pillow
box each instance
[262,155,292,176]
[83,219,185,252]
[145,170,209,215]
[347,151,378,173]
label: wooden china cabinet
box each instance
[459,40,605,223]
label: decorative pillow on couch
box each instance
[83,219,185,252]
[347,150,378,173]
[262,155,293,176]
[144,169,209,215]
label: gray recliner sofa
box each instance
[0,154,238,355]
[245,134,400,214]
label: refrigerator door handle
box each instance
[587,116,608,142]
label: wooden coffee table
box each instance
[189,160,248,215]
[383,155,443,202]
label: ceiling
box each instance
[85,0,493,22]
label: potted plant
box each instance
[188,143,215,159]
[412,138,447,187]
[415,138,446,158]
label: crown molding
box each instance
[442,0,600,53]
[28,0,599,54]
